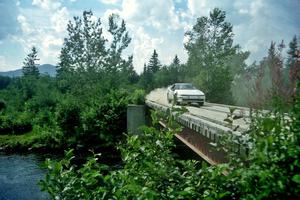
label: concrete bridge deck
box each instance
[146,88,250,131]
[145,88,251,164]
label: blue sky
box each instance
[0,0,299,73]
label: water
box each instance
[0,153,50,200]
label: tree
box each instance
[139,63,154,91]
[286,35,298,70]
[22,46,39,77]
[57,10,107,76]
[147,50,161,73]
[287,35,300,96]
[57,11,134,92]
[157,54,183,86]
[139,50,162,91]
[185,8,242,104]
[172,55,180,66]
[249,41,289,108]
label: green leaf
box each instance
[292,174,300,184]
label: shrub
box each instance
[80,91,129,147]
[130,89,145,105]
[0,100,6,111]
[41,95,300,199]
[40,110,205,199]
[0,112,32,135]
[56,97,81,139]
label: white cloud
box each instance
[100,0,120,4]
[32,0,61,10]
[132,27,164,73]
[51,7,70,33]
[99,1,186,72]
[42,35,63,49]
[4,0,298,72]
[13,1,72,66]
[17,15,32,34]
[121,0,182,30]
[187,0,208,16]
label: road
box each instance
[146,88,250,131]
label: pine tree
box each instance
[168,55,182,83]
[148,50,161,73]
[172,55,180,66]
[22,46,39,77]
[139,63,153,91]
[287,35,298,69]
[287,36,300,96]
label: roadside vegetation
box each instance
[0,8,299,199]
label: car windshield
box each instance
[176,84,196,90]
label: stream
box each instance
[0,153,50,200]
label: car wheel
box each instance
[167,93,171,103]
[198,102,204,107]
[173,94,179,105]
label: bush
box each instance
[80,91,129,147]
[0,100,6,111]
[0,76,11,90]
[129,89,145,105]
[41,96,300,199]
[40,110,205,199]
[0,112,32,135]
[56,97,81,139]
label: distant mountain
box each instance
[0,64,57,77]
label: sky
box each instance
[0,0,299,73]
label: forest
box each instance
[0,8,300,199]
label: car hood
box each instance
[175,89,205,96]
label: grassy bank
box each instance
[0,126,63,153]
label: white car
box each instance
[167,83,205,106]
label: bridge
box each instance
[129,88,251,165]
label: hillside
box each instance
[0,64,56,77]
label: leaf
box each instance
[292,174,300,184]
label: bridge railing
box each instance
[145,100,250,164]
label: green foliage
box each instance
[1,8,299,199]
[0,76,11,89]
[56,97,81,139]
[0,111,32,135]
[232,36,300,109]
[139,50,164,91]
[147,49,161,74]
[40,92,300,199]
[0,99,6,111]
[57,11,134,93]
[22,46,39,77]
[40,111,205,199]
[286,35,299,70]
[184,8,246,104]
[80,90,129,147]
[129,89,145,105]
[0,126,63,152]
